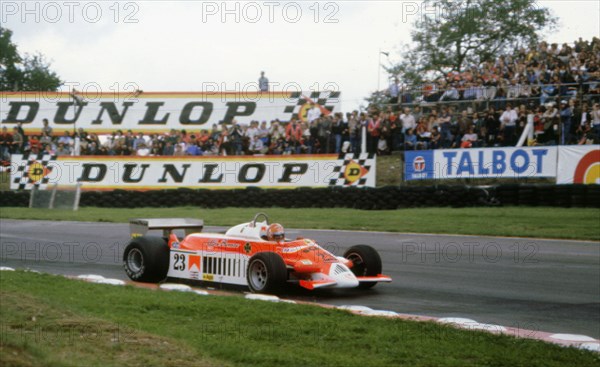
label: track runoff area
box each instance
[1,219,598,352]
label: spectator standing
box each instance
[259,71,269,92]
[307,103,321,124]
[500,104,518,146]
[347,111,359,153]
[367,114,380,154]
[430,126,441,149]
[388,77,400,106]
[125,130,135,150]
[285,119,302,143]
[0,126,13,160]
[218,125,230,155]
[378,113,391,155]
[317,116,332,153]
[331,113,344,153]
[12,127,24,154]
[390,113,402,152]
[300,122,313,154]
[210,125,221,141]
[247,121,260,140]
[16,122,27,147]
[591,103,600,139]
[439,107,453,148]
[399,107,416,134]
[228,120,243,155]
[542,103,559,144]
[559,100,573,145]
[42,118,53,137]
[257,121,270,146]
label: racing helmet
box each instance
[267,223,285,242]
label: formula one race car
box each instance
[123,213,391,293]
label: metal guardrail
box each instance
[377,81,600,112]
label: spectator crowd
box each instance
[1,38,599,162]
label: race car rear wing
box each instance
[129,218,204,238]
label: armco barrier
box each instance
[1,185,598,209]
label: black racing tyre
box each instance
[344,245,382,289]
[246,252,287,294]
[123,236,170,283]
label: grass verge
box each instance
[0,172,8,192]
[1,206,599,241]
[1,271,598,367]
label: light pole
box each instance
[377,49,390,93]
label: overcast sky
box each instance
[3,0,599,111]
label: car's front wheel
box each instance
[123,236,169,283]
[246,252,287,294]
[344,245,382,289]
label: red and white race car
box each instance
[123,213,391,293]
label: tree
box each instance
[0,27,22,90]
[20,52,62,91]
[0,27,62,91]
[386,0,557,87]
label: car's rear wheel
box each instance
[344,245,382,289]
[247,252,287,294]
[123,236,169,283]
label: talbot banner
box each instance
[405,147,558,181]
[10,153,375,190]
[1,91,341,134]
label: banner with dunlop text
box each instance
[10,153,375,190]
[1,91,341,134]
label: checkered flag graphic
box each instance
[329,153,374,187]
[283,91,341,120]
[12,153,56,190]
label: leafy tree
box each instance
[382,0,557,89]
[0,27,62,91]
[20,52,62,91]
[0,27,22,90]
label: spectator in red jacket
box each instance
[0,126,13,161]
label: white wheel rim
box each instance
[127,248,144,273]
[249,259,268,290]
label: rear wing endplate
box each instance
[129,218,204,238]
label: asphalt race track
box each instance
[1,219,599,338]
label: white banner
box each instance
[10,153,375,190]
[557,145,600,184]
[1,91,341,134]
[405,147,557,180]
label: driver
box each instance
[266,223,285,242]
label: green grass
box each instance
[1,271,598,367]
[1,206,599,241]
[1,172,8,191]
